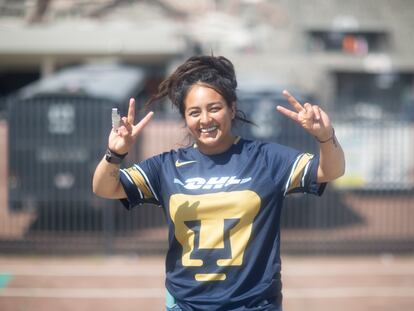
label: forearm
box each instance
[317,130,345,183]
[92,157,126,199]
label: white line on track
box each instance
[283,266,414,276]
[284,287,414,298]
[0,287,165,298]
[0,266,165,276]
[0,287,413,299]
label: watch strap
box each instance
[105,148,128,164]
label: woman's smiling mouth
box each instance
[199,126,218,133]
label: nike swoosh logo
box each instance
[175,160,197,167]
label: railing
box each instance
[1,96,413,255]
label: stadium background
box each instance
[0,0,413,310]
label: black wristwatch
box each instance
[105,148,127,164]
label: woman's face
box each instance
[184,84,236,155]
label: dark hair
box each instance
[146,55,253,125]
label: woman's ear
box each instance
[231,102,236,119]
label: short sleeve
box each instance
[283,153,326,196]
[119,155,162,210]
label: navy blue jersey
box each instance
[119,137,325,310]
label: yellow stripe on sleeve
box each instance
[287,153,313,193]
[125,167,153,199]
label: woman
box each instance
[93,55,345,311]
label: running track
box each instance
[1,255,414,311]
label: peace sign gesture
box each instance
[108,98,154,155]
[276,90,333,141]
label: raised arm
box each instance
[92,98,154,199]
[276,90,345,183]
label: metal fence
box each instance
[0,94,413,255]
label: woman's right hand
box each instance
[108,98,154,155]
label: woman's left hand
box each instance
[276,90,333,141]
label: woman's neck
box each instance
[196,135,237,155]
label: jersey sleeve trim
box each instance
[301,159,312,187]
[284,153,312,196]
[123,167,152,199]
[120,169,144,199]
[133,164,159,202]
[284,153,326,196]
[119,164,160,209]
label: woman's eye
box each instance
[189,111,199,117]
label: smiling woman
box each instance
[92,55,345,311]
[184,85,236,155]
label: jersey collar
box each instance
[193,136,241,148]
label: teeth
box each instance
[200,126,218,133]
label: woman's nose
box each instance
[200,111,210,124]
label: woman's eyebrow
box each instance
[207,101,223,107]
[186,101,223,111]
[186,106,200,112]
